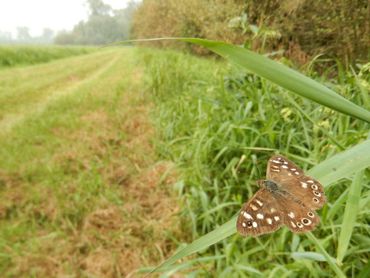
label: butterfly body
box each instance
[237,155,326,237]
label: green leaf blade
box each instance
[179,38,370,123]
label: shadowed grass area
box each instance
[139,47,369,277]
[0,47,182,277]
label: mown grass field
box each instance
[0,45,369,277]
[0,46,182,277]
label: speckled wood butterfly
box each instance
[237,155,326,236]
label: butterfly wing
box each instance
[236,188,284,236]
[267,155,326,210]
[271,191,321,233]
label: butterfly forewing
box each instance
[267,155,326,210]
[236,188,283,236]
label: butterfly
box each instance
[236,155,326,236]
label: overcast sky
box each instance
[0,0,136,37]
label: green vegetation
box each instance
[0,45,95,69]
[133,0,370,67]
[139,47,369,276]
[0,47,180,276]
[0,41,368,277]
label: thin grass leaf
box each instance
[337,170,364,263]
[291,251,335,262]
[234,264,263,276]
[305,233,346,278]
[147,217,236,274]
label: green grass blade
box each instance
[179,38,370,123]
[291,251,335,262]
[123,38,370,122]
[308,139,370,186]
[306,233,346,278]
[147,217,236,274]
[336,170,364,263]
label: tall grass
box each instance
[0,45,95,69]
[139,47,369,277]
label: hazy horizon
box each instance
[0,0,137,38]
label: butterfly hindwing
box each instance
[271,191,321,233]
[267,155,326,210]
[236,188,283,236]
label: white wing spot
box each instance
[242,222,247,227]
[277,157,282,161]
[274,216,280,221]
[252,221,258,228]
[288,212,295,218]
[257,213,264,219]
[313,191,321,197]
[270,208,276,213]
[294,171,299,175]
[291,221,296,228]
[283,161,288,165]
[300,181,308,188]
[288,173,292,176]
[243,211,253,219]
[290,168,296,171]
[272,159,282,164]
[282,165,288,169]
[307,180,314,184]
[250,204,258,211]
[267,218,273,224]
[255,199,263,206]
[271,169,280,172]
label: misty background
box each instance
[0,0,139,45]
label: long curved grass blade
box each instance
[121,38,370,123]
[336,170,364,263]
[178,38,370,123]
[146,217,236,274]
[308,139,370,186]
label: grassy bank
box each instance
[0,45,96,69]
[140,48,369,277]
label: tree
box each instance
[17,27,31,41]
